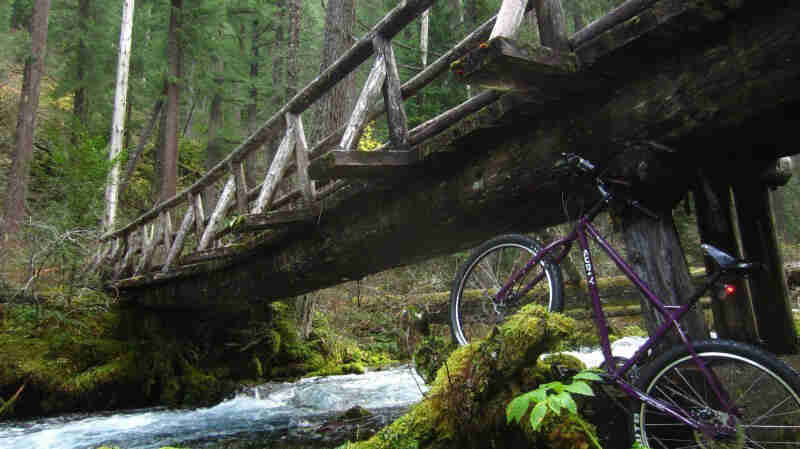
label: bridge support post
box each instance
[619,210,709,348]
[693,174,759,344]
[733,179,798,354]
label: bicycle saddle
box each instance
[700,244,758,274]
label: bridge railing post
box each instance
[254,113,298,214]
[490,0,567,51]
[163,200,194,273]
[293,114,315,205]
[199,175,236,252]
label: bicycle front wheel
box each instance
[449,234,564,346]
[634,339,800,448]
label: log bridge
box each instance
[96,0,800,353]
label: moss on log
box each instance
[343,304,600,449]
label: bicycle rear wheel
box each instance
[634,339,800,448]
[449,234,564,346]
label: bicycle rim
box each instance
[452,242,555,345]
[638,350,800,448]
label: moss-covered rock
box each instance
[339,304,600,449]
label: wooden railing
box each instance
[94,0,522,280]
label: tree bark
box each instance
[286,0,301,101]
[2,0,51,242]
[103,0,135,233]
[161,0,183,203]
[620,212,708,347]
[73,0,91,126]
[313,0,357,143]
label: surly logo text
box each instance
[583,249,596,287]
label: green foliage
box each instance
[507,369,603,447]
[31,128,108,228]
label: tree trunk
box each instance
[161,0,183,203]
[286,0,301,101]
[620,212,708,347]
[73,0,91,126]
[313,0,357,143]
[103,0,135,234]
[2,0,51,242]
[272,0,285,113]
[120,98,163,198]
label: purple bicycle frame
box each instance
[492,213,736,435]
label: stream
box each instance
[0,337,647,449]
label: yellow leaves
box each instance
[358,122,381,152]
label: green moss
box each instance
[341,305,581,449]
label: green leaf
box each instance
[530,402,548,431]
[573,370,604,382]
[506,392,534,424]
[555,391,577,414]
[531,388,548,403]
[564,381,595,396]
[547,396,562,414]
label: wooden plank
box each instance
[253,115,297,214]
[292,114,316,204]
[490,0,527,39]
[454,36,586,92]
[231,207,323,233]
[233,161,248,215]
[198,175,236,251]
[162,207,194,272]
[310,149,418,180]
[376,35,409,151]
[340,53,387,151]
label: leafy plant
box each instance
[506,369,604,448]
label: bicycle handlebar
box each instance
[558,153,661,219]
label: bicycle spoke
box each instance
[639,347,800,449]
[673,367,709,408]
[748,396,795,427]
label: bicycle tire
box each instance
[449,234,564,346]
[634,339,800,448]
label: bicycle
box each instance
[448,153,800,448]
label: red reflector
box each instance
[724,284,736,295]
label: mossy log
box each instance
[344,305,611,449]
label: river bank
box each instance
[0,286,397,421]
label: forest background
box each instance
[2,0,800,418]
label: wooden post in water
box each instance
[733,163,798,355]
[693,174,759,344]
